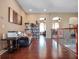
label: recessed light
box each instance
[52,17,61,22]
[44,9,47,12]
[53,17,59,21]
[40,18,45,20]
[29,9,32,11]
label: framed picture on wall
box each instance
[13,10,18,24]
[8,7,13,23]
[8,7,22,25]
[17,15,22,25]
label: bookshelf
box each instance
[25,23,39,39]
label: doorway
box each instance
[39,18,46,36]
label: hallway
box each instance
[9,36,76,59]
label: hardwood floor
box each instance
[8,36,77,59]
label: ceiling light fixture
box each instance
[52,17,61,22]
[29,9,32,12]
[40,18,45,20]
[44,9,47,12]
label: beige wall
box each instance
[0,0,27,50]
[26,13,78,38]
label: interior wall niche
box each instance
[8,7,22,25]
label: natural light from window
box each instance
[39,23,46,32]
[52,17,60,29]
[52,23,59,29]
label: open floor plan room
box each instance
[0,0,78,59]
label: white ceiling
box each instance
[16,0,78,13]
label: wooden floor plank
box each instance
[8,36,76,59]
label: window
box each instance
[39,17,46,33]
[39,23,46,32]
[52,17,61,29]
[52,22,59,29]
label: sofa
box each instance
[17,31,33,47]
[17,37,29,47]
